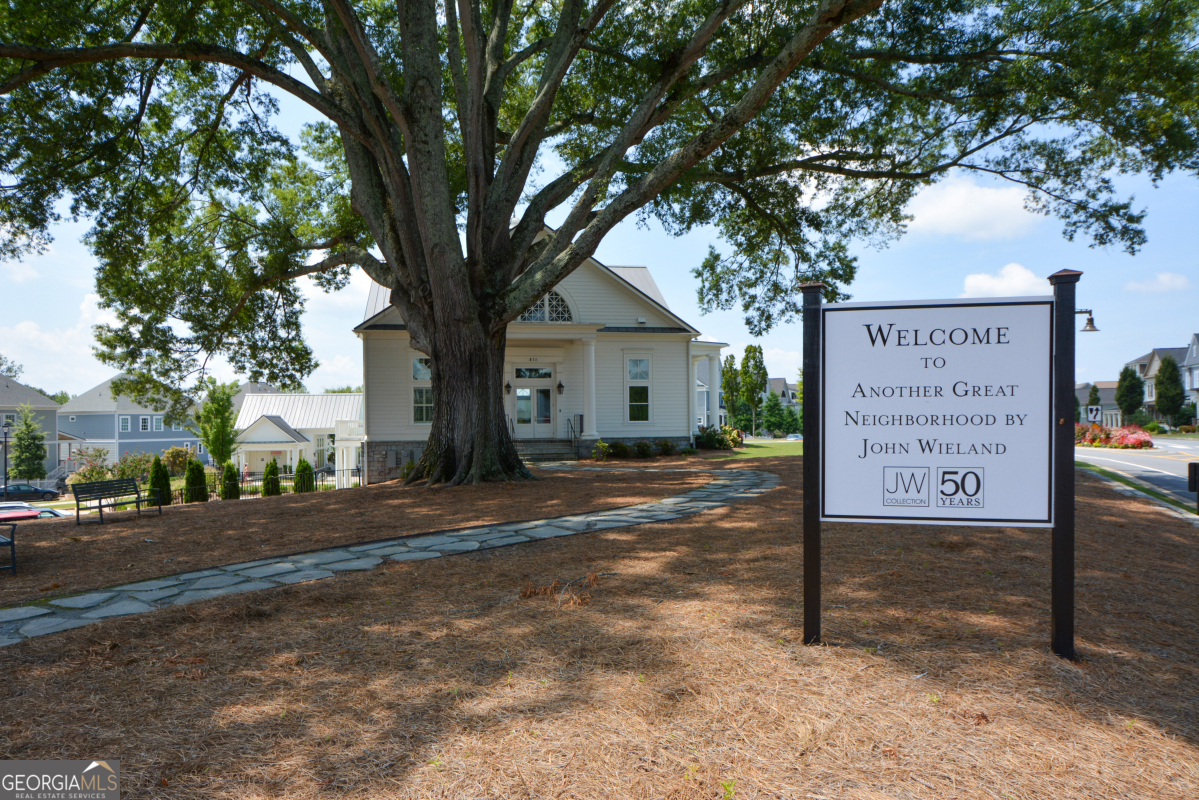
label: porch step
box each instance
[515,439,579,463]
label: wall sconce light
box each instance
[557,381,565,395]
[504,381,512,394]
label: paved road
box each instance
[1075,440,1199,505]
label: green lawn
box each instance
[704,439,804,459]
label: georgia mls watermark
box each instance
[1,760,119,800]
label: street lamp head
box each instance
[1080,314,1099,333]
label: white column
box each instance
[708,354,720,426]
[692,357,700,435]
[582,339,598,438]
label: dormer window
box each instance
[519,290,573,323]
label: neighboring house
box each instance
[1074,381,1122,428]
[0,376,59,477]
[59,374,207,463]
[1183,333,1199,409]
[765,378,801,408]
[233,392,363,475]
[1124,347,1190,422]
[353,245,725,483]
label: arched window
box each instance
[519,290,573,323]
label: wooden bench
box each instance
[0,523,14,574]
[71,478,162,525]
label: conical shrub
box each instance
[149,454,172,506]
[183,459,209,503]
[220,461,241,500]
[294,457,314,493]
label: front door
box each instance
[511,366,555,439]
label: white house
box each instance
[352,252,725,483]
[233,392,363,477]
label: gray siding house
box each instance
[59,375,205,463]
[0,376,59,477]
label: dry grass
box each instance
[2,458,1197,799]
[0,466,709,608]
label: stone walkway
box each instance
[0,466,779,648]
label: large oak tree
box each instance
[3,0,1197,483]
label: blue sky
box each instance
[4,91,1196,398]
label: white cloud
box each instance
[907,176,1039,241]
[2,260,38,282]
[1123,272,1192,293]
[960,263,1047,298]
[0,293,120,392]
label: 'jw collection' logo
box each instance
[883,467,929,507]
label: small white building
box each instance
[354,249,725,483]
[234,393,363,477]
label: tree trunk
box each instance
[406,318,532,485]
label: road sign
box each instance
[820,297,1054,527]
[1086,405,1102,423]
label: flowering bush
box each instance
[113,450,155,483]
[1075,423,1153,449]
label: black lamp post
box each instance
[2,419,11,500]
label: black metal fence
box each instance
[167,468,362,505]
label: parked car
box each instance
[0,501,37,511]
[0,507,65,521]
[0,484,59,501]
[785,433,803,441]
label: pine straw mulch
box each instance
[2,458,1197,799]
[0,464,710,609]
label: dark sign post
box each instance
[801,273,1083,660]
[1188,463,1197,515]
[800,283,825,645]
[1049,269,1082,661]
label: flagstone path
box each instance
[0,466,780,647]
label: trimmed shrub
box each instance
[294,457,315,492]
[183,459,209,503]
[655,439,677,456]
[263,458,282,496]
[680,446,697,456]
[149,455,172,506]
[1144,421,1161,433]
[609,441,632,458]
[634,440,654,458]
[696,425,736,450]
[1180,425,1197,434]
[162,446,194,476]
[590,439,610,462]
[220,461,240,500]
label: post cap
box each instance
[1047,269,1083,285]
[799,282,828,293]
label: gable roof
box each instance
[234,393,362,430]
[57,374,154,414]
[607,266,669,308]
[356,226,697,334]
[236,414,311,444]
[0,376,59,409]
[1147,347,1189,375]
[232,381,279,412]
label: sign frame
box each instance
[799,271,1082,660]
[818,297,1056,527]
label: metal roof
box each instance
[0,377,59,408]
[234,393,362,431]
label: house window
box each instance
[197,443,204,454]
[153,417,163,432]
[140,416,150,432]
[627,357,650,422]
[69,415,76,422]
[413,357,432,380]
[515,367,553,379]
[119,416,130,432]
[414,387,434,423]
[518,290,573,323]
[172,422,182,431]
[2,413,14,425]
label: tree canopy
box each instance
[3,0,1197,408]
[189,377,240,465]
[9,405,47,480]
[1154,355,1185,421]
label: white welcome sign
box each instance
[821,298,1054,526]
